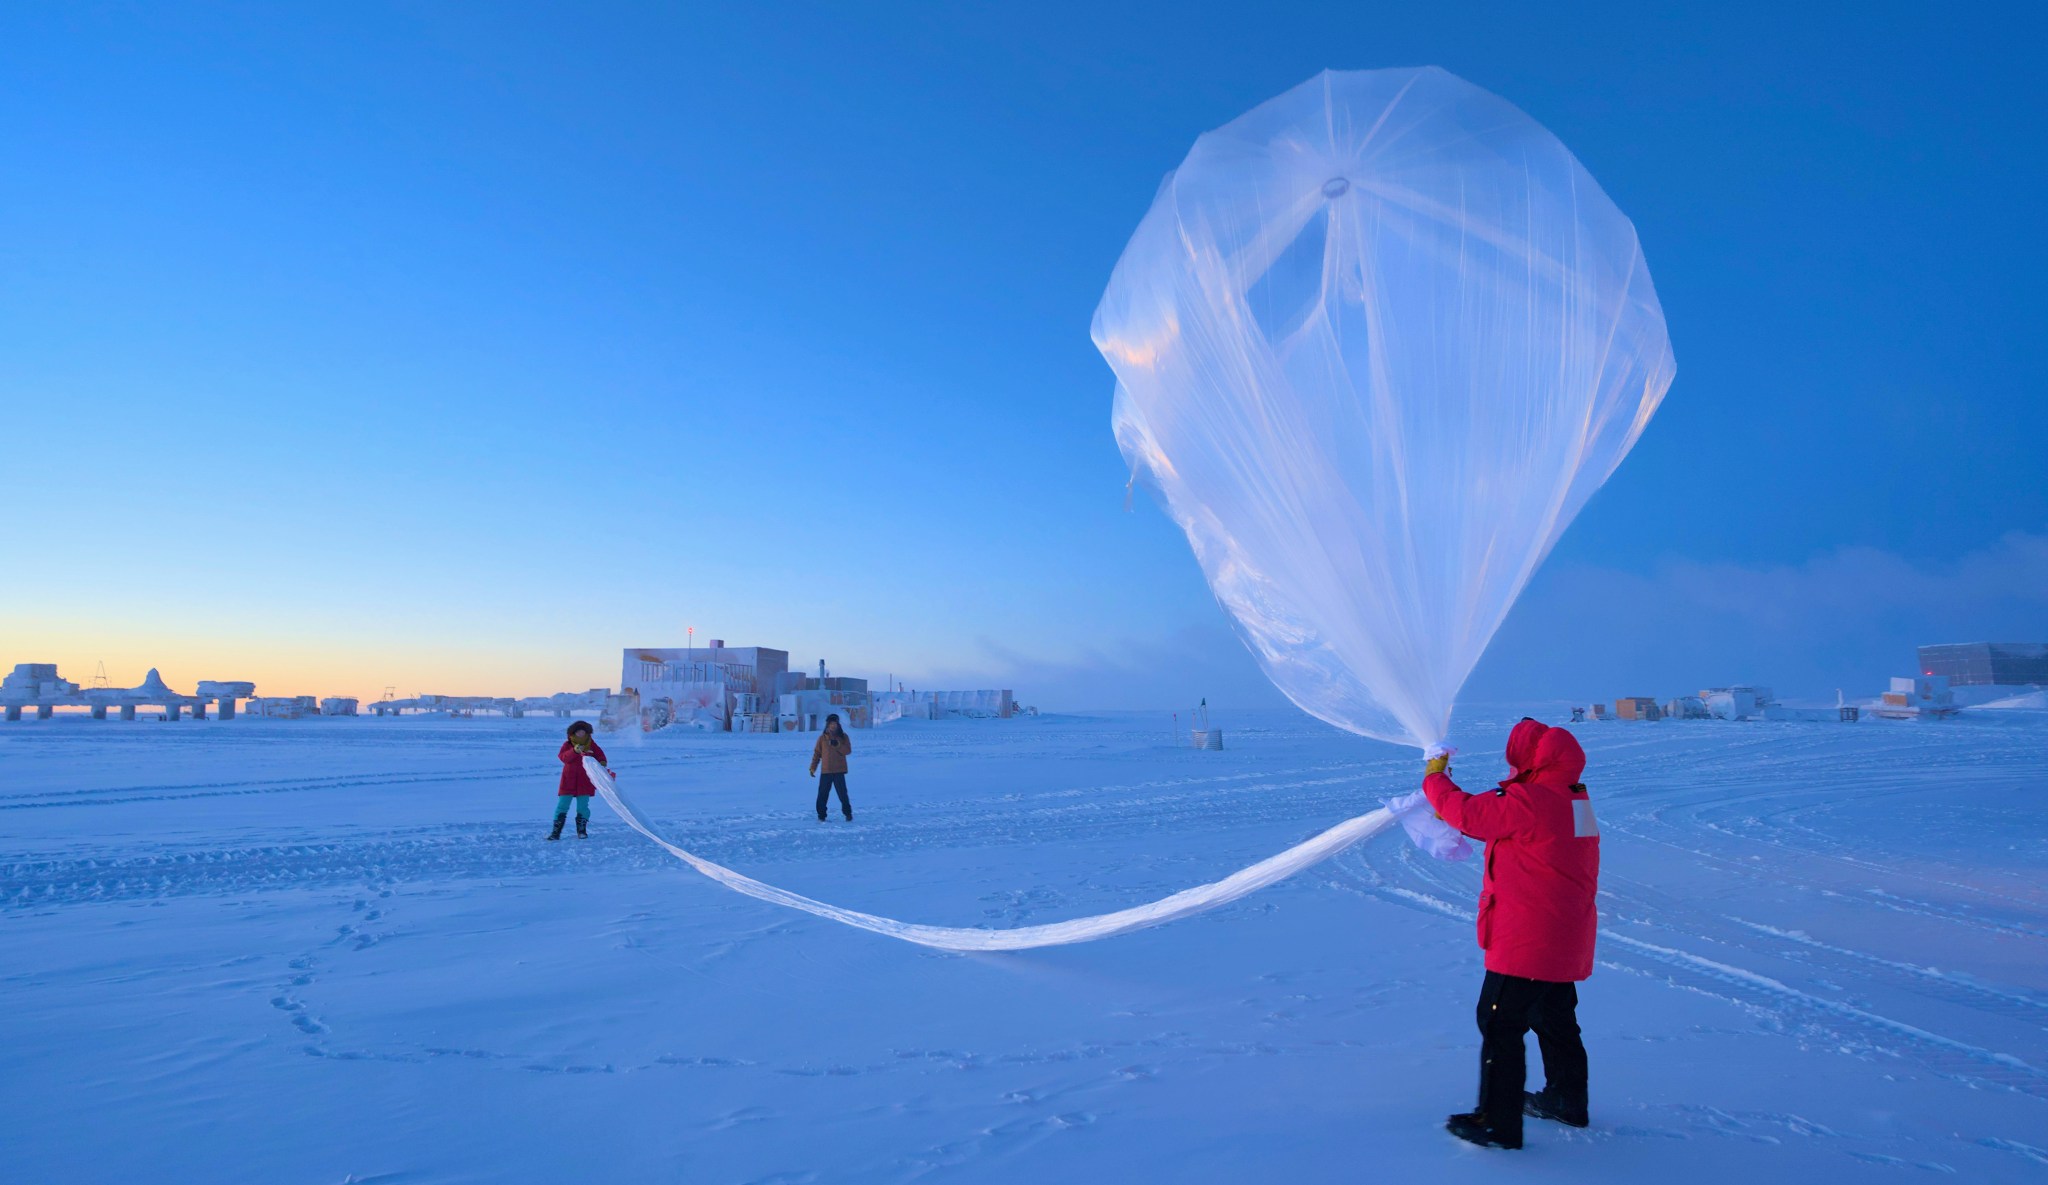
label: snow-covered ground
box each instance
[4,706,2045,1183]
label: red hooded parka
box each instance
[558,740,609,796]
[1423,719,1600,983]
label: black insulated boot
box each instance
[1524,1087,1589,1128]
[547,816,565,841]
[1445,1112,1521,1150]
[576,815,588,839]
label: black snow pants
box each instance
[816,772,851,819]
[1476,970,1587,1139]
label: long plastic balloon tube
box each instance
[588,757,1400,952]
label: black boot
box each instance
[576,815,588,839]
[842,809,853,822]
[1445,1111,1521,1150]
[548,815,565,841]
[1524,1086,1589,1128]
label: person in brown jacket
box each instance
[809,713,854,821]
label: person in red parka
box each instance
[551,720,610,841]
[1422,717,1599,1149]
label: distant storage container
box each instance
[251,695,320,719]
[1762,705,1858,723]
[1615,697,1662,721]
[1874,675,1958,720]
[1662,696,1711,720]
[1700,686,1774,721]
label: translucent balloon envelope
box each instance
[1095,67,1675,749]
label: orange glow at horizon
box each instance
[13,630,618,707]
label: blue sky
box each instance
[3,1,2042,708]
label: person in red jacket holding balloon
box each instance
[1423,717,1600,1149]
[550,720,610,841]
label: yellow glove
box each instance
[1425,755,1450,776]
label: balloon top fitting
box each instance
[1321,177,1351,198]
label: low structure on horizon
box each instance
[240,695,363,719]
[1916,642,2048,706]
[2,663,255,721]
[609,642,790,732]
[251,695,321,719]
[780,671,870,732]
[1574,640,2048,728]
[368,689,609,718]
[607,642,1018,734]
[870,688,1019,726]
[1874,675,1959,720]
[1701,686,1774,721]
[1615,696,1662,721]
[1576,685,1857,724]
[1663,695,1712,720]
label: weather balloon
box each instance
[1095,67,1675,750]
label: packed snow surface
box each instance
[4,707,2045,1182]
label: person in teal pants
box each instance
[551,720,609,840]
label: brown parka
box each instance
[809,729,852,775]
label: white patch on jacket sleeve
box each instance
[1573,798,1600,838]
